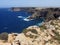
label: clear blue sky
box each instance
[0,0,60,8]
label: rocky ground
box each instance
[0,19,60,45]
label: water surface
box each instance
[0,8,44,33]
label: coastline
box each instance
[0,7,60,45]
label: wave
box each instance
[23,18,30,21]
[36,22,44,26]
[17,16,33,21]
[23,18,34,21]
[17,16,24,18]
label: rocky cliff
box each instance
[10,7,60,21]
[10,7,35,12]
[27,8,60,21]
[11,19,60,45]
[0,19,60,45]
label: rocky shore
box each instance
[10,7,60,21]
[0,7,60,45]
[27,8,60,21]
[0,19,60,45]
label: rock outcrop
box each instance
[8,33,18,43]
[25,8,60,21]
[11,19,60,45]
[10,7,35,12]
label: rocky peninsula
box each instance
[10,7,60,21]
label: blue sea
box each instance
[0,8,44,33]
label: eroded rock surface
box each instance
[11,19,60,45]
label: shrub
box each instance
[30,29,38,34]
[22,29,28,33]
[22,29,38,38]
[0,32,8,41]
[39,25,47,31]
[52,31,60,43]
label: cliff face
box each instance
[11,19,60,45]
[10,7,60,21]
[27,8,60,21]
[10,7,35,12]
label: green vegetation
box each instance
[0,32,8,41]
[53,31,60,43]
[50,22,55,25]
[22,29,29,33]
[30,29,38,34]
[29,34,34,38]
[23,29,38,34]
[39,25,47,31]
[22,29,38,38]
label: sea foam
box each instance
[17,16,33,21]
[17,16,23,18]
[23,18,30,21]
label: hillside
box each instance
[11,19,60,45]
[0,19,60,45]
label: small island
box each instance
[10,7,21,11]
[10,7,35,12]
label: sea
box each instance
[0,8,44,33]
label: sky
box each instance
[0,0,60,8]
